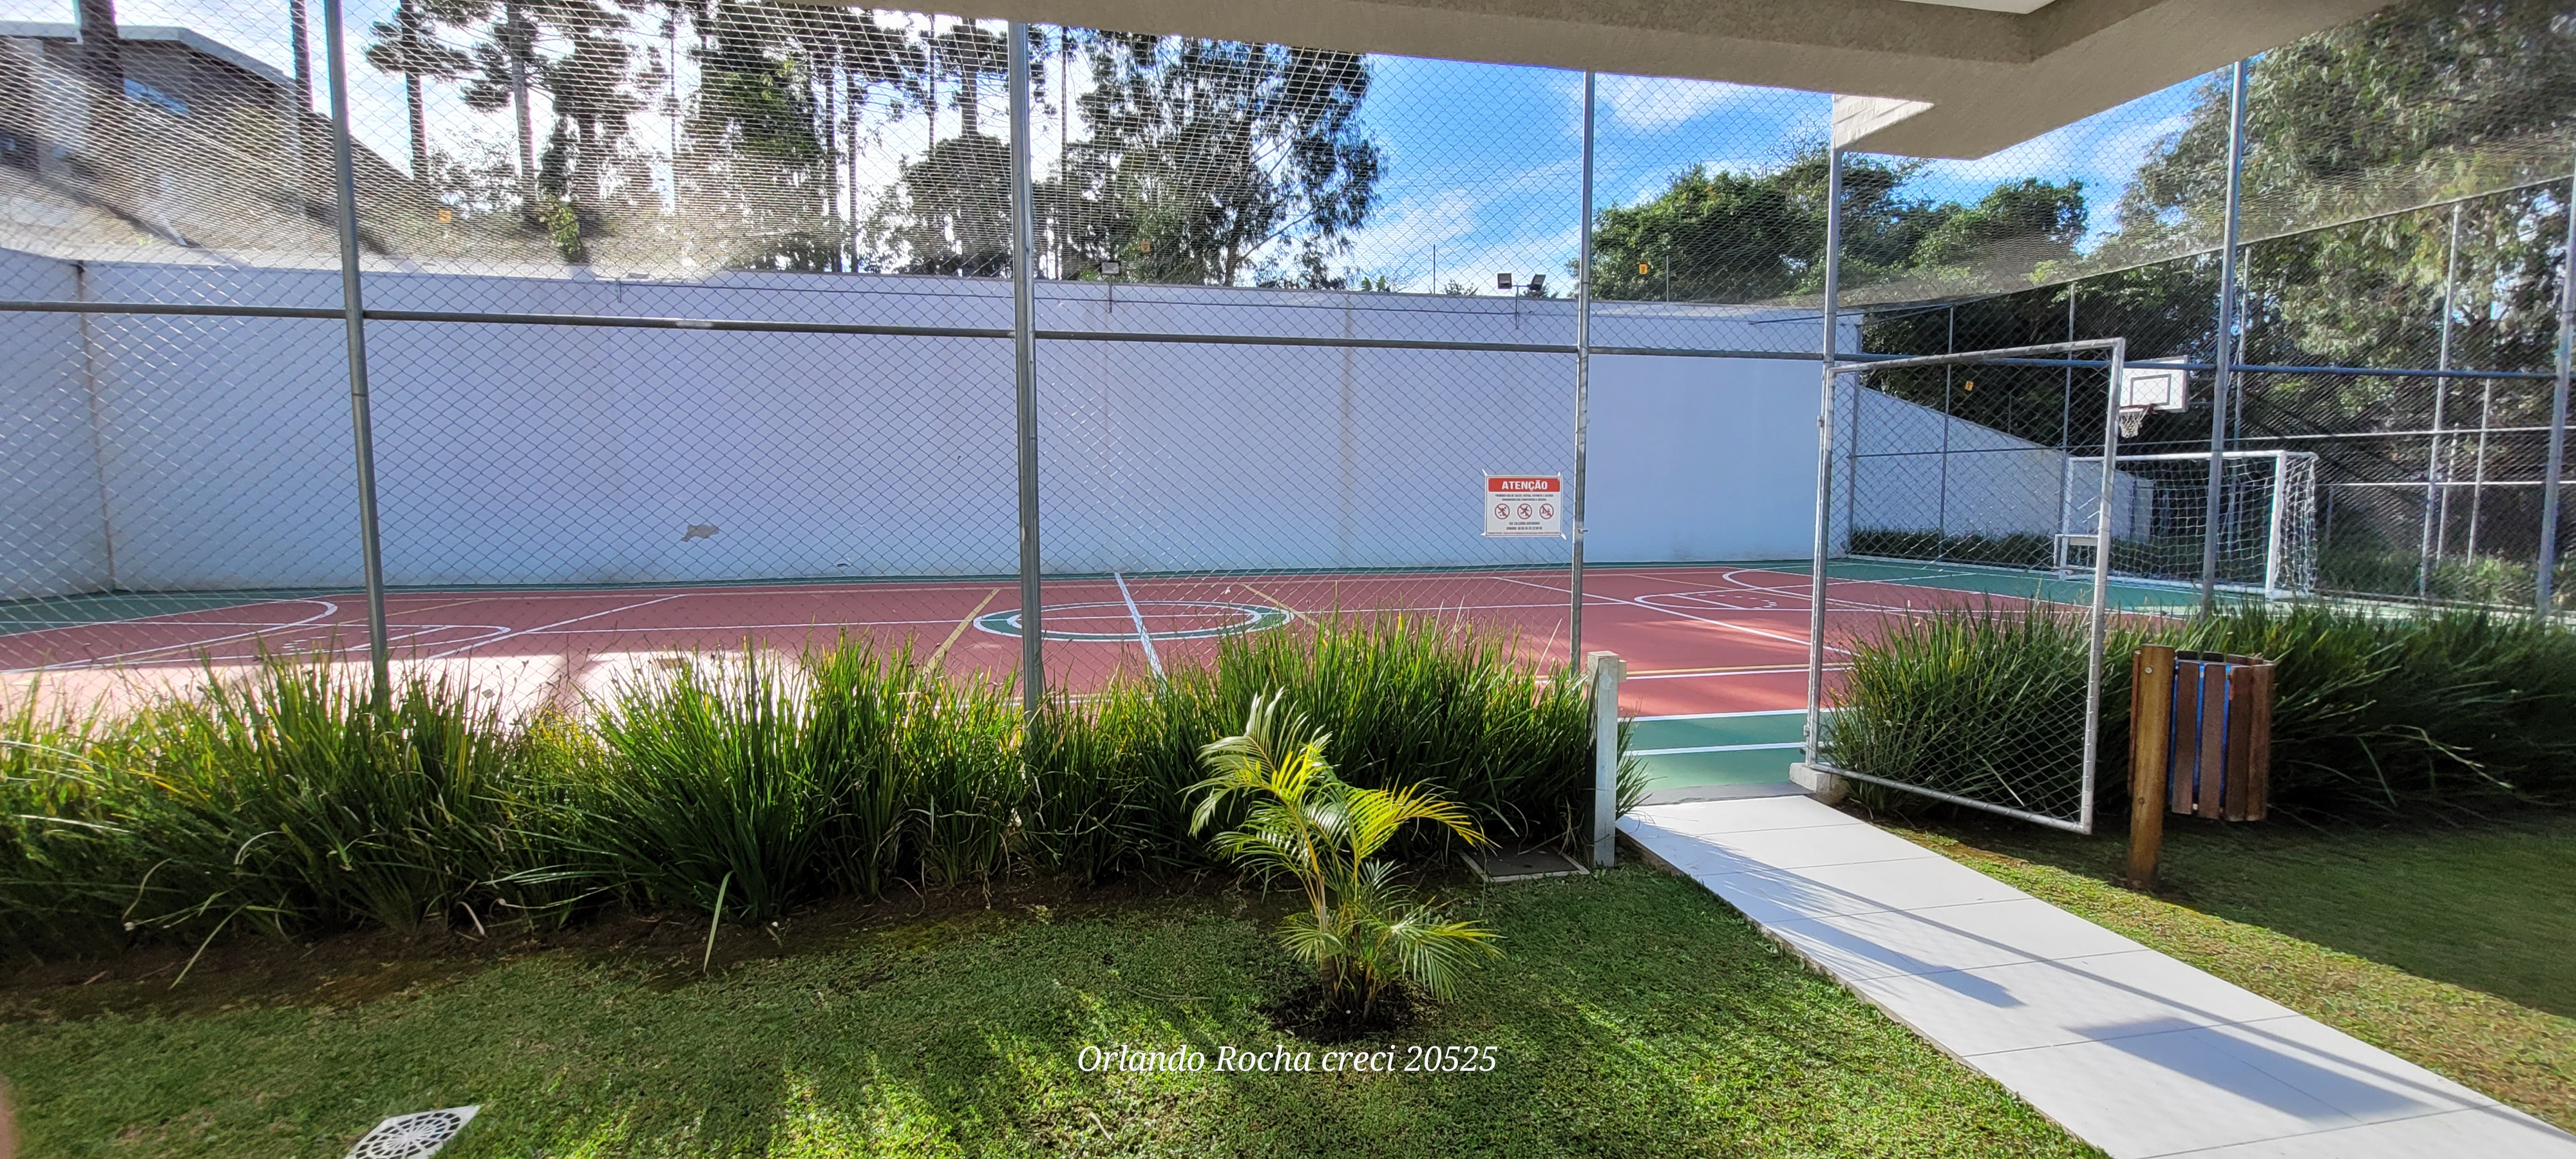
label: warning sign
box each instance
[1484,474,1563,538]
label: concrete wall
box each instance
[1844,384,2145,545]
[7,252,2054,595]
[0,247,107,599]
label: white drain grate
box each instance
[344,1105,480,1159]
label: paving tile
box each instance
[1966,1023,2362,1158]
[1646,821,1944,878]
[1837,950,2298,1057]
[2177,1015,2499,1119]
[1624,797,2576,1159]
[1627,795,1863,838]
[1765,898,2144,980]
[1688,854,2031,923]
[2157,1105,2576,1158]
[1967,1016,2506,1158]
[1633,780,1810,806]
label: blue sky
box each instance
[5,0,2211,289]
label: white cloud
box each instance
[1595,73,1767,132]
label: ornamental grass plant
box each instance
[0,616,1602,959]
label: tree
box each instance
[1053,32,1382,285]
[681,1,833,269]
[1191,692,1498,1015]
[2099,0,2576,372]
[862,23,1036,275]
[363,0,464,177]
[393,0,658,256]
[1585,147,2083,304]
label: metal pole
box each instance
[2264,449,2288,596]
[2468,379,2495,560]
[1938,305,1953,558]
[2058,285,2075,549]
[1844,346,1861,542]
[1804,149,1844,768]
[1009,22,1044,709]
[2421,203,2460,598]
[1588,651,1623,868]
[2201,58,2251,613]
[321,0,390,702]
[2080,338,2129,836]
[2539,147,2576,618]
[1571,70,1595,668]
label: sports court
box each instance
[0,558,2196,797]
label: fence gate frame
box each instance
[1802,337,2130,834]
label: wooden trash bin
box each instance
[2126,645,2273,887]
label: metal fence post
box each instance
[2058,285,2075,540]
[2201,58,2251,613]
[1938,305,1954,557]
[1570,70,1595,668]
[1589,649,1623,868]
[1804,148,1844,767]
[2420,203,2460,598]
[1009,21,1044,709]
[321,0,390,702]
[2080,339,2130,836]
[2539,147,2576,618]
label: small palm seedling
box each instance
[1191,691,1500,1019]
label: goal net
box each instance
[2056,451,2319,596]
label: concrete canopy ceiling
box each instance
[883,0,2394,158]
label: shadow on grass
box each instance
[1902,808,2576,1019]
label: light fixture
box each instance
[1496,272,1513,290]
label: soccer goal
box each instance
[2055,449,2320,597]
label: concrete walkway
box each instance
[1620,795,2576,1158]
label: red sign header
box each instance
[1486,475,1561,493]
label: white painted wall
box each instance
[1,248,111,599]
[9,252,2067,596]
[1843,385,2145,545]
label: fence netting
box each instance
[1819,348,2122,829]
[1,0,2572,737]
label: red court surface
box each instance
[0,565,2012,719]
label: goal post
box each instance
[2056,450,2320,597]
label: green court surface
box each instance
[0,590,314,633]
[1819,558,2208,612]
[1629,710,1810,793]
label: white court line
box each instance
[24,601,345,671]
[1624,666,1843,681]
[506,616,975,636]
[1718,567,2076,613]
[424,594,691,660]
[1112,572,1166,679]
[1497,575,1848,657]
[0,595,336,642]
[1629,741,1806,757]
[1634,708,1810,721]
[1636,569,1958,617]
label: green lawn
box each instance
[0,869,2096,1158]
[1884,811,2576,1131]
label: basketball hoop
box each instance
[2117,362,2188,441]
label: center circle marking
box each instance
[972,600,1291,642]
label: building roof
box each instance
[919,0,2395,158]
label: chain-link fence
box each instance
[3,0,2572,826]
[3,0,1829,706]
[1809,340,2129,831]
